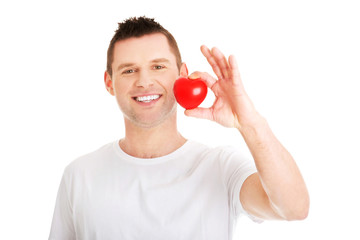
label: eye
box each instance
[122,69,135,74]
[153,65,165,70]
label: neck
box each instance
[119,113,186,158]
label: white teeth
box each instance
[135,95,160,102]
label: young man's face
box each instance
[107,33,183,128]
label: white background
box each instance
[0,0,359,239]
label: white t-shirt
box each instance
[49,140,259,240]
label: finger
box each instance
[184,107,214,121]
[211,47,230,80]
[188,71,217,89]
[228,55,244,87]
[200,45,224,80]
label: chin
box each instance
[126,103,178,129]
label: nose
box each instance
[135,70,154,88]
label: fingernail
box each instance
[188,73,200,79]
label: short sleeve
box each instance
[233,172,264,223]
[218,146,263,222]
[48,169,76,240]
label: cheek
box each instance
[113,81,133,107]
[161,72,178,93]
[113,78,131,94]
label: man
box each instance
[49,17,309,239]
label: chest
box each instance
[71,161,230,239]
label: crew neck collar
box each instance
[112,139,192,165]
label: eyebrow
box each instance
[116,58,171,72]
[151,58,171,64]
[116,63,136,72]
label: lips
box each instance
[133,94,162,103]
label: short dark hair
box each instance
[106,16,182,77]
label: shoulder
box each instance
[198,142,247,160]
[63,141,116,176]
[186,140,237,153]
[187,140,249,164]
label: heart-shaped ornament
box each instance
[173,77,208,109]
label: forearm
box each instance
[239,115,309,220]
[188,45,309,219]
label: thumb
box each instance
[184,107,214,121]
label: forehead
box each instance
[112,33,176,66]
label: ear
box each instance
[179,62,188,78]
[104,71,115,96]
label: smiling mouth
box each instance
[133,94,162,103]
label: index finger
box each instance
[189,71,217,89]
[200,45,224,80]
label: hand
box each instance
[185,45,262,130]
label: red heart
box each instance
[173,77,208,109]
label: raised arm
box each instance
[185,45,309,220]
